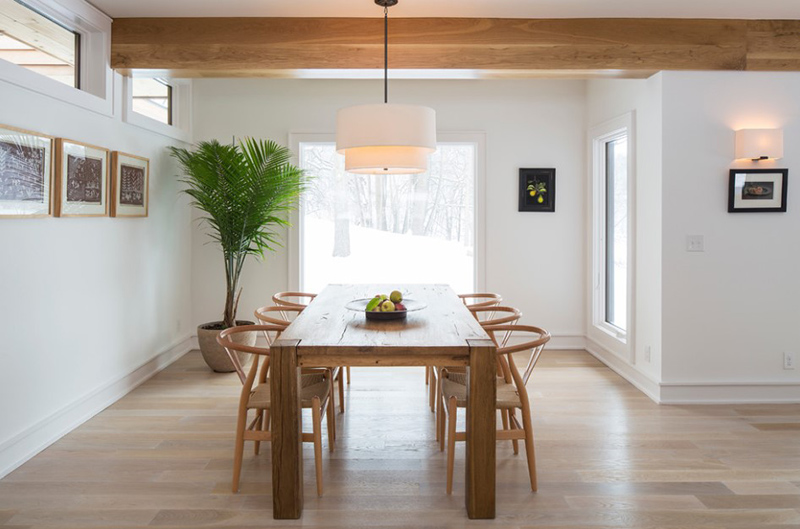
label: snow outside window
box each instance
[298,142,477,293]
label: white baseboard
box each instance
[546,334,587,350]
[585,337,661,403]
[659,381,800,404]
[0,334,194,479]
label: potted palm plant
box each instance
[170,138,307,372]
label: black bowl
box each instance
[365,309,408,321]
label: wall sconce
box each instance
[734,129,783,161]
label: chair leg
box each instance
[509,408,519,455]
[437,372,445,451]
[520,406,537,492]
[501,408,509,442]
[327,376,337,444]
[312,396,323,496]
[232,408,247,493]
[253,409,264,455]
[338,368,346,414]
[425,366,429,385]
[428,368,437,412]
[446,396,457,494]
[326,393,336,452]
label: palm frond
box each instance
[169,138,309,326]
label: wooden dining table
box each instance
[269,283,497,519]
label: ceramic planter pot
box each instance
[197,320,256,372]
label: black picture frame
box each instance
[728,168,788,213]
[519,168,556,212]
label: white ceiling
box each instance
[90,0,800,20]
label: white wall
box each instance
[660,71,800,402]
[0,74,194,476]
[191,79,588,345]
[586,75,664,394]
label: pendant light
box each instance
[336,0,436,174]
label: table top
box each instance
[277,284,489,357]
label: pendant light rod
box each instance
[384,6,388,103]
[375,0,397,104]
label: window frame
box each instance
[588,113,636,362]
[122,75,191,142]
[287,132,486,293]
[0,0,113,116]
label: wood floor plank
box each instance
[723,481,800,495]
[697,494,800,509]
[2,349,800,529]
[751,423,800,431]
[564,494,707,510]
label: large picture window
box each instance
[295,137,481,294]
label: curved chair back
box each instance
[470,305,521,326]
[272,291,317,309]
[458,292,502,310]
[470,306,522,361]
[217,324,283,384]
[484,324,551,393]
[254,305,303,345]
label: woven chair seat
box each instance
[441,376,522,409]
[247,374,330,409]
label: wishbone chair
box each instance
[217,325,335,496]
[440,324,550,494]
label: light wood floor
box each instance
[3,350,800,528]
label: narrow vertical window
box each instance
[605,137,628,331]
[0,0,80,87]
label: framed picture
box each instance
[519,168,556,212]
[0,124,53,218]
[54,138,109,217]
[728,169,788,213]
[110,152,149,217]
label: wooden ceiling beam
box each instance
[110,17,800,78]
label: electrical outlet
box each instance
[645,346,652,363]
[785,352,796,370]
[686,235,705,252]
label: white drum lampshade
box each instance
[735,129,783,160]
[336,103,436,174]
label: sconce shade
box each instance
[735,129,783,160]
[336,103,436,174]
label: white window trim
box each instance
[0,0,113,116]
[287,131,486,293]
[588,113,636,363]
[121,75,192,142]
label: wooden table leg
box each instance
[465,338,497,519]
[270,339,303,519]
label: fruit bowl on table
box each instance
[345,298,427,321]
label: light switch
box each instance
[686,235,704,252]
